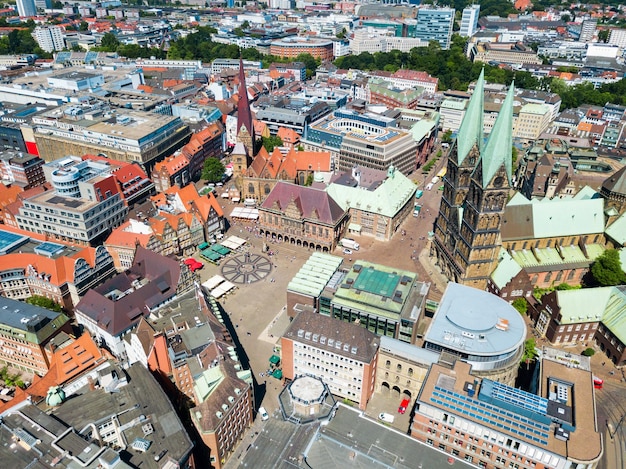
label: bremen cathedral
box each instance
[432,70,514,290]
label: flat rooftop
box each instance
[305,403,475,468]
[23,190,99,212]
[50,363,193,469]
[331,261,427,322]
[424,282,526,357]
[0,228,83,257]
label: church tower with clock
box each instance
[432,79,515,290]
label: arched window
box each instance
[264,184,271,195]
[248,183,255,194]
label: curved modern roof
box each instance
[424,283,526,358]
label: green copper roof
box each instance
[478,83,514,188]
[326,167,416,218]
[556,288,612,324]
[556,286,626,345]
[606,213,626,246]
[454,68,484,165]
[491,250,522,289]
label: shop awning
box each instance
[269,355,281,365]
[272,369,283,379]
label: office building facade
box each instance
[460,5,480,37]
[415,7,455,50]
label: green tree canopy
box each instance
[262,135,283,152]
[590,249,626,286]
[512,298,528,315]
[25,295,63,312]
[100,32,120,52]
[202,157,225,182]
[521,338,539,369]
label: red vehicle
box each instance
[593,376,603,389]
[398,398,410,414]
[185,259,204,272]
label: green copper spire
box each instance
[454,68,485,165]
[478,82,515,188]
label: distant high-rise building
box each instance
[415,7,455,50]
[460,4,480,37]
[580,19,597,42]
[16,0,36,17]
[33,26,64,52]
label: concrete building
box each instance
[15,159,128,246]
[350,29,428,54]
[410,352,603,469]
[281,310,380,410]
[439,96,468,133]
[31,107,191,175]
[514,103,552,141]
[369,69,439,94]
[0,362,196,469]
[32,26,65,52]
[304,109,419,175]
[47,70,105,91]
[16,0,36,17]
[460,5,480,38]
[0,296,72,375]
[471,42,542,65]
[580,18,597,42]
[415,7,455,50]
[423,282,526,386]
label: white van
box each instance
[426,183,434,191]
[378,413,394,423]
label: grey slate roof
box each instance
[283,310,380,364]
[75,246,181,337]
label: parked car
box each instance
[378,412,394,423]
[398,398,410,414]
[343,248,353,255]
[259,407,269,421]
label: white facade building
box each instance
[33,26,65,53]
[460,5,480,37]
[17,0,37,17]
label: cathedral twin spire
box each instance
[454,68,514,188]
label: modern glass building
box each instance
[414,7,455,49]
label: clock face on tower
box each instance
[493,176,504,188]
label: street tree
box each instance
[202,157,225,183]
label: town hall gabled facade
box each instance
[433,70,515,290]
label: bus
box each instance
[436,167,447,178]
